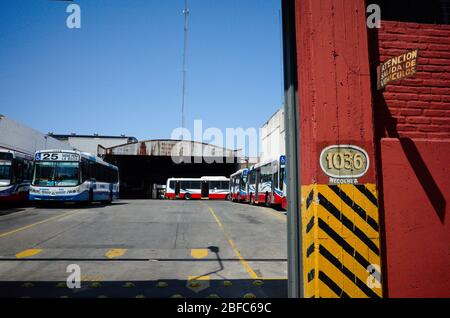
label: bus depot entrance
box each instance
[101,140,241,199]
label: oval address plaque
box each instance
[320,145,369,179]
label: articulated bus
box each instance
[0,149,33,203]
[230,168,249,202]
[244,155,287,209]
[165,176,230,200]
[29,150,119,204]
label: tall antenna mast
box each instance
[181,0,189,138]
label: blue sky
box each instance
[0,0,283,145]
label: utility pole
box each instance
[181,0,189,138]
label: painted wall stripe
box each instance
[328,185,379,231]
[319,245,381,298]
[305,217,315,234]
[306,189,314,210]
[307,269,315,283]
[355,185,378,207]
[306,243,315,258]
[318,193,380,255]
[317,218,381,283]
[318,271,350,298]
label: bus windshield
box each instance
[33,162,80,187]
[0,161,12,186]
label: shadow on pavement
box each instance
[0,279,287,298]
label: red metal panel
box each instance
[381,138,450,297]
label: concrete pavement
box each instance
[0,200,287,298]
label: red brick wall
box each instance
[376,21,450,139]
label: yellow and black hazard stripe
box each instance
[301,184,383,298]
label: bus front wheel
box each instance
[184,193,192,200]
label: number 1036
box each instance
[325,151,364,170]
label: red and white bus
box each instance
[0,148,33,203]
[165,176,230,200]
[230,168,249,202]
[246,155,287,209]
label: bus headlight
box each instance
[66,189,78,194]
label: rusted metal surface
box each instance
[106,139,240,158]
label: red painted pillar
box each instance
[295,0,383,298]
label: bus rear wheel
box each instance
[184,193,192,200]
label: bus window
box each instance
[209,181,220,190]
[81,159,90,182]
[56,162,80,186]
[274,172,278,189]
[180,181,187,189]
[221,181,229,190]
[169,180,176,190]
[0,161,12,186]
[33,162,80,187]
[14,160,24,183]
[33,162,56,186]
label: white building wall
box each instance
[260,107,286,163]
[0,116,72,155]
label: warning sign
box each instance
[378,49,418,89]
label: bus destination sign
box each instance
[35,152,80,162]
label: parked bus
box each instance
[0,148,33,203]
[165,176,230,200]
[229,168,249,202]
[29,149,119,204]
[246,155,287,209]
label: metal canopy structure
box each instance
[103,139,241,159]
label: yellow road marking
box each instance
[191,248,208,259]
[16,249,43,259]
[188,275,210,281]
[105,248,127,259]
[204,203,259,279]
[0,209,81,238]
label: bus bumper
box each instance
[29,191,89,202]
